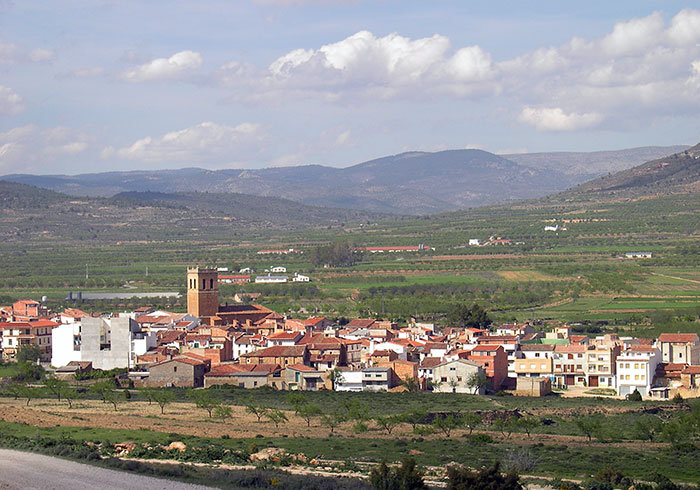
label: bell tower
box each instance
[187,267,219,319]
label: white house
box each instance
[468,239,481,246]
[432,358,484,394]
[51,323,82,367]
[334,369,364,392]
[270,266,287,273]
[616,345,661,397]
[255,274,288,284]
[292,273,310,282]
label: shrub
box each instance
[627,389,643,401]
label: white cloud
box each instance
[0,85,24,115]
[65,67,105,78]
[0,125,91,174]
[103,122,265,165]
[518,107,603,132]
[121,50,203,82]
[0,42,53,64]
[601,12,665,57]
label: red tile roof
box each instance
[658,333,699,343]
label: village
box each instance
[1,267,698,401]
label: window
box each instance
[635,375,639,380]
[174,366,177,373]
[634,363,639,369]
[441,377,447,382]
[541,364,547,370]
[530,364,536,369]
[641,374,645,380]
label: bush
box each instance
[628,389,643,401]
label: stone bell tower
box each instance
[186,267,219,319]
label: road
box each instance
[0,449,213,490]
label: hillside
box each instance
[565,143,700,200]
[4,146,682,215]
[0,181,391,244]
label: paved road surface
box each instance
[0,449,213,490]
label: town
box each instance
[2,267,697,401]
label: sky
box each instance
[1,1,700,175]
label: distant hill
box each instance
[2,145,687,215]
[564,143,700,200]
[504,145,689,178]
[0,181,391,244]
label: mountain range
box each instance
[2,145,687,215]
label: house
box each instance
[466,345,508,390]
[418,357,442,384]
[266,331,303,347]
[255,275,288,284]
[1,319,58,362]
[80,316,156,370]
[11,300,47,321]
[625,252,653,259]
[240,345,309,368]
[54,361,93,380]
[270,266,287,273]
[553,344,589,387]
[233,292,261,303]
[257,248,300,255]
[585,344,619,388]
[51,323,82,367]
[615,345,661,397]
[468,239,481,246]
[334,369,364,392]
[432,358,484,394]
[515,377,552,396]
[362,366,394,391]
[218,275,251,284]
[657,333,700,365]
[59,308,89,324]
[147,355,211,388]
[204,363,282,389]
[283,364,329,391]
[292,273,310,282]
[515,345,554,379]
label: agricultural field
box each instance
[1,387,700,485]
[1,193,699,338]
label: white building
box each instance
[334,370,365,392]
[468,239,481,246]
[255,274,288,284]
[616,345,661,397]
[51,323,82,367]
[270,266,287,273]
[544,225,559,232]
[292,273,310,282]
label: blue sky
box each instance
[1,1,699,174]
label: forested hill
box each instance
[0,181,392,244]
[567,142,700,199]
[3,145,684,215]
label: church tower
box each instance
[187,267,219,319]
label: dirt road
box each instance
[0,449,213,490]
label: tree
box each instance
[575,417,602,442]
[343,399,370,423]
[400,376,421,393]
[296,404,323,427]
[188,389,219,418]
[433,414,462,437]
[448,303,491,328]
[328,368,344,390]
[461,412,482,436]
[447,462,522,490]
[285,392,307,411]
[214,404,232,421]
[518,417,540,439]
[310,240,360,268]
[16,345,42,364]
[627,389,643,401]
[43,376,68,402]
[375,415,401,435]
[502,448,541,474]
[90,380,115,403]
[466,372,489,394]
[264,408,288,429]
[370,458,427,490]
[63,388,83,409]
[151,390,175,415]
[17,384,39,406]
[400,410,428,431]
[493,417,520,440]
[142,387,155,405]
[321,410,346,434]
[246,402,269,423]
[634,415,662,442]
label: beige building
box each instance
[432,358,484,394]
[657,333,700,365]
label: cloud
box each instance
[0,85,24,115]
[61,66,105,79]
[101,122,265,165]
[121,50,203,82]
[0,42,54,64]
[518,107,603,132]
[0,125,91,174]
[211,8,700,131]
